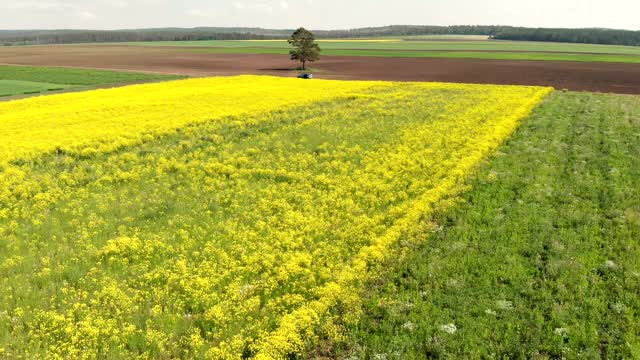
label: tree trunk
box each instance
[302,60,306,71]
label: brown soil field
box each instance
[1,45,639,94]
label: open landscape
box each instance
[0,65,182,98]
[1,3,639,359]
[0,44,640,94]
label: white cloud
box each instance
[1,0,639,31]
[5,1,67,10]
[110,0,129,8]
[255,1,274,14]
[186,9,206,17]
[78,10,97,20]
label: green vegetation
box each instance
[126,39,640,55]
[0,65,183,86]
[0,66,184,98]
[116,38,640,63]
[494,27,640,47]
[288,27,321,70]
[186,47,640,64]
[0,79,75,97]
[338,91,640,359]
[399,35,489,41]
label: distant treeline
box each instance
[491,28,640,46]
[314,25,510,38]
[0,28,287,45]
[2,25,639,47]
[320,26,640,46]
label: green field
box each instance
[185,47,640,64]
[0,66,184,98]
[119,38,640,64]
[0,79,75,97]
[396,35,490,41]
[125,39,640,55]
[337,92,640,359]
[0,66,183,86]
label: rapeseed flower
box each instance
[0,76,551,359]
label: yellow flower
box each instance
[0,76,551,358]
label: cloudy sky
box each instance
[2,0,639,31]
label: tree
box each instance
[288,27,321,71]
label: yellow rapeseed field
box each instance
[0,76,552,359]
[0,75,383,164]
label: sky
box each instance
[1,0,639,31]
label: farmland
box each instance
[0,76,552,358]
[126,39,640,56]
[1,46,640,94]
[340,91,640,359]
[115,38,640,64]
[1,21,639,360]
[0,65,183,98]
[187,47,640,64]
[0,80,74,98]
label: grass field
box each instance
[0,76,552,358]
[116,38,640,64]
[0,66,183,97]
[339,91,640,359]
[186,47,640,64]
[397,35,490,41]
[125,39,640,55]
[0,79,75,97]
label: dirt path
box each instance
[1,45,639,94]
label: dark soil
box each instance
[1,45,639,94]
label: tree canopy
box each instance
[288,28,321,71]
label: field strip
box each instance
[0,78,552,358]
[342,91,640,358]
[187,48,640,64]
[0,80,78,99]
[251,86,552,358]
[0,76,387,165]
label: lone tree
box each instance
[288,27,321,71]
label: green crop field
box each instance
[0,66,184,98]
[0,79,75,97]
[0,66,183,86]
[396,35,490,41]
[125,39,640,55]
[337,91,640,359]
[185,47,640,64]
[119,38,640,64]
